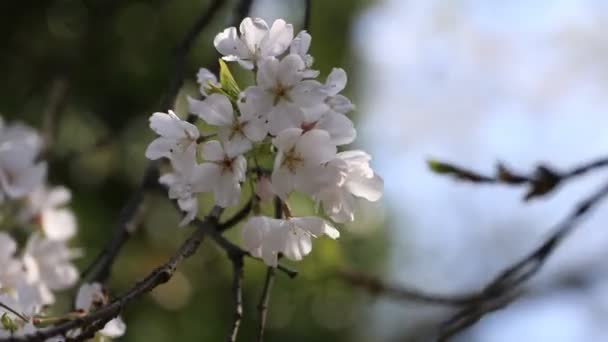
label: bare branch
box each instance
[81,0,227,283]
[343,168,608,341]
[428,156,608,200]
[256,266,275,342]
[225,251,244,342]
[218,198,254,232]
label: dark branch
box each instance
[428,157,608,200]
[81,0,226,283]
[225,251,244,342]
[218,199,254,232]
[344,170,608,341]
[2,208,222,342]
[256,266,275,342]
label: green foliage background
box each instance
[0,0,390,341]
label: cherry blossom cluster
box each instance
[0,117,124,340]
[146,17,383,267]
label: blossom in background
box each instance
[0,116,82,338]
[75,283,126,339]
[20,186,76,241]
[145,17,384,266]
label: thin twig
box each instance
[81,0,226,283]
[218,199,254,232]
[256,266,275,342]
[225,251,244,342]
[0,302,29,323]
[428,157,608,200]
[1,208,222,342]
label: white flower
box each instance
[196,68,220,96]
[242,216,340,267]
[0,233,53,314]
[188,93,267,156]
[75,283,126,339]
[243,54,327,135]
[214,17,294,70]
[20,186,76,241]
[198,141,247,208]
[314,151,384,223]
[271,128,336,199]
[290,31,318,78]
[159,146,209,226]
[145,110,199,161]
[0,143,46,201]
[22,233,79,291]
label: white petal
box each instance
[317,112,356,146]
[239,17,269,55]
[41,209,76,241]
[145,138,175,160]
[241,116,268,142]
[327,94,355,114]
[191,163,220,193]
[290,31,312,58]
[214,173,241,207]
[232,155,247,182]
[100,317,126,338]
[346,173,384,202]
[201,140,226,162]
[324,68,347,96]
[242,216,268,253]
[278,54,304,87]
[188,94,234,126]
[256,57,280,90]
[289,80,327,107]
[279,223,311,261]
[149,111,198,139]
[46,186,71,207]
[223,133,252,157]
[240,86,273,119]
[296,129,336,165]
[272,127,303,151]
[267,104,305,135]
[261,19,294,57]
[291,217,340,239]
[214,27,249,59]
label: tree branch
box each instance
[218,199,254,232]
[256,266,275,342]
[428,156,608,200]
[80,0,227,284]
[344,167,608,341]
[225,250,244,342]
[1,208,222,342]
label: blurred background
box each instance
[3,0,608,341]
